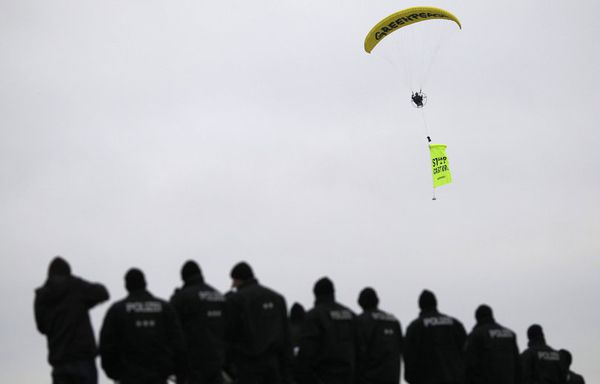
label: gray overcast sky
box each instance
[1,0,599,382]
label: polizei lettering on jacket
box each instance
[372,312,397,322]
[375,13,448,40]
[330,310,353,320]
[537,351,560,361]
[126,301,163,313]
[489,329,514,339]
[207,310,222,318]
[198,291,225,302]
[423,316,453,327]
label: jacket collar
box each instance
[476,316,495,326]
[127,289,151,299]
[315,293,335,305]
[237,278,259,290]
[419,308,439,317]
[184,274,205,287]
[528,338,547,348]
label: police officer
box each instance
[356,287,403,384]
[226,261,292,384]
[34,256,109,384]
[99,268,186,384]
[289,302,306,383]
[171,260,227,384]
[559,349,585,384]
[520,324,566,384]
[289,302,306,355]
[464,305,520,384]
[404,289,466,384]
[296,277,357,384]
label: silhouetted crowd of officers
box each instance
[35,256,586,384]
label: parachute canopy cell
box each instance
[364,6,461,53]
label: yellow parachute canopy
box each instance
[364,7,461,53]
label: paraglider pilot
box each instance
[411,90,425,108]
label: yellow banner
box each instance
[429,144,452,188]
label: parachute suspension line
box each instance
[379,41,411,92]
[419,26,446,90]
[420,106,431,143]
[395,31,413,91]
[417,26,427,89]
[410,27,426,91]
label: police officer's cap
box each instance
[230,262,254,280]
[48,256,71,277]
[290,303,306,322]
[358,287,379,310]
[418,289,437,310]
[313,277,334,296]
[527,324,545,341]
[559,349,572,367]
[181,260,203,282]
[125,268,146,292]
[475,304,493,321]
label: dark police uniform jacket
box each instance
[226,279,291,382]
[566,370,585,384]
[356,308,403,384]
[296,296,357,384]
[520,341,566,384]
[170,275,227,382]
[35,275,109,366]
[404,309,467,384]
[464,318,520,384]
[99,289,186,384]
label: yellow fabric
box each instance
[429,144,452,188]
[364,7,461,53]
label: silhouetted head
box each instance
[358,287,379,311]
[125,268,146,292]
[559,349,572,368]
[48,256,71,277]
[313,277,334,299]
[475,304,494,322]
[290,302,306,322]
[527,324,545,342]
[230,261,254,288]
[181,260,203,283]
[418,289,437,310]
